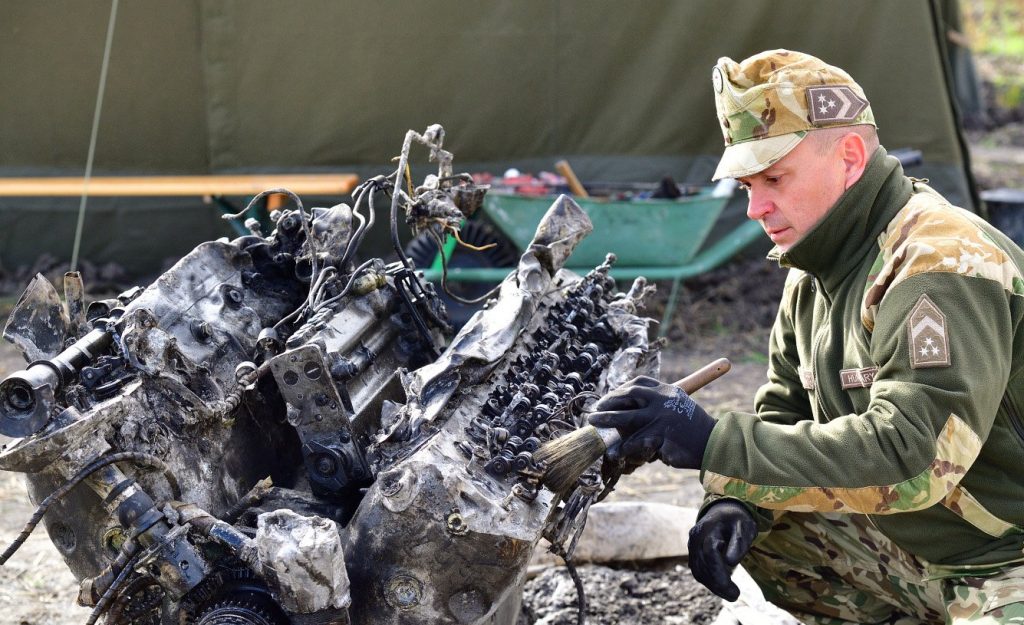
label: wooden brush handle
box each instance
[555,159,589,198]
[672,357,731,395]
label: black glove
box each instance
[587,376,716,470]
[688,499,757,601]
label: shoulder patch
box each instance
[907,294,950,369]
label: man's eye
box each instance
[765,176,780,185]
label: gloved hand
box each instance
[587,376,716,470]
[688,499,758,601]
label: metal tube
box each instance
[0,328,113,436]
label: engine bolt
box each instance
[446,510,469,536]
[315,455,336,476]
[385,574,423,610]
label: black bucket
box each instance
[983,188,1024,246]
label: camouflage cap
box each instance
[711,49,876,181]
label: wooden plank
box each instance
[0,174,359,197]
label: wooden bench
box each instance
[0,173,360,233]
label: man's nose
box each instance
[746,189,772,221]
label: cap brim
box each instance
[712,132,806,181]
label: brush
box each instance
[534,358,731,494]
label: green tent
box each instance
[0,0,977,277]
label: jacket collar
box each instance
[770,147,912,294]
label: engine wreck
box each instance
[0,125,660,625]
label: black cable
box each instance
[105,574,161,624]
[85,546,148,625]
[548,548,587,625]
[403,265,453,335]
[566,558,587,625]
[210,364,267,420]
[0,452,177,565]
[314,258,378,312]
[342,176,387,267]
[394,272,440,359]
[222,477,273,525]
[426,229,502,305]
[354,183,380,253]
[79,536,139,608]
[339,188,369,269]
[390,181,414,271]
[227,188,320,324]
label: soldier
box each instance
[590,49,1024,623]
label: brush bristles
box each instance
[534,425,609,494]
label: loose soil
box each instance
[521,559,721,625]
[0,343,93,625]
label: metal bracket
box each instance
[269,344,368,494]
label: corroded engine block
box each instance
[0,126,658,625]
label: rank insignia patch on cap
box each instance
[806,85,869,125]
[907,294,950,369]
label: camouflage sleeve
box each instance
[698,492,778,534]
[700,270,1014,515]
[754,270,813,425]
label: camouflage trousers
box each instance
[742,511,1024,624]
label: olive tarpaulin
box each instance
[0,0,978,278]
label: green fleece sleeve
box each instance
[754,271,813,426]
[700,272,1012,515]
[697,271,812,531]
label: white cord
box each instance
[70,0,119,272]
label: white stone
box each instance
[716,565,800,625]
[530,502,697,568]
[255,509,351,613]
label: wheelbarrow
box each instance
[419,182,765,334]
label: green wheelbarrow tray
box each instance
[421,188,766,333]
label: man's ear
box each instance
[839,132,868,189]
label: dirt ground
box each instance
[521,559,722,625]
[0,340,92,624]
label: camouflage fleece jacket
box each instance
[701,147,1024,572]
